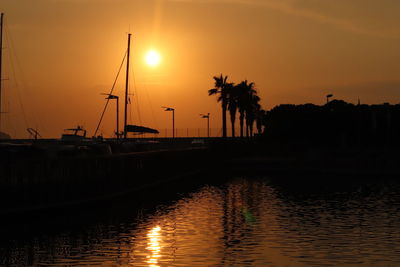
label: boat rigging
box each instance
[0,13,10,139]
[94,33,159,139]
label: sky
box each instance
[1,0,400,138]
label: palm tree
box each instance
[236,81,246,138]
[236,80,256,138]
[256,109,266,135]
[245,95,261,137]
[227,83,238,138]
[208,74,231,138]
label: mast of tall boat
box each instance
[0,13,4,131]
[123,33,131,139]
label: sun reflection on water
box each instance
[146,226,162,267]
[3,179,400,266]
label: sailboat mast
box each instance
[0,13,3,131]
[124,33,131,139]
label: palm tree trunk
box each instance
[230,116,235,138]
[222,101,227,138]
[229,108,237,138]
[239,112,244,138]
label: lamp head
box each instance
[162,106,174,111]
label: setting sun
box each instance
[145,50,161,67]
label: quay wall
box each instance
[0,148,214,215]
[3,138,399,215]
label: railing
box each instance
[129,128,250,138]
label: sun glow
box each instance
[145,50,161,67]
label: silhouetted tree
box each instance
[227,83,238,137]
[209,76,267,138]
[209,74,231,138]
[256,109,266,135]
[245,94,261,137]
[236,80,256,138]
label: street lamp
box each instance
[102,93,119,139]
[162,106,175,138]
[326,94,333,104]
[200,113,210,138]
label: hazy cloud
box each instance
[171,0,400,38]
[303,81,400,105]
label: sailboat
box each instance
[123,34,159,138]
[95,33,159,140]
[0,13,11,140]
[61,125,87,141]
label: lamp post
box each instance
[200,113,210,138]
[162,106,175,138]
[326,94,333,104]
[103,94,119,139]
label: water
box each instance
[1,175,400,266]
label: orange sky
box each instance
[1,0,400,138]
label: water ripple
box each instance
[1,177,400,266]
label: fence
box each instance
[130,128,246,138]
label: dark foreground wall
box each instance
[0,148,213,215]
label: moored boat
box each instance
[61,126,88,141]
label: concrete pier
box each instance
[0,147,213,215]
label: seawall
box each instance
[0,147,213,215]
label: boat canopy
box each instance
[125,125,159,134]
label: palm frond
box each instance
[208,88,219,96]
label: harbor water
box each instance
[1,174,400,266]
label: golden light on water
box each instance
[146,226,162,267]
[145,50,161,67]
